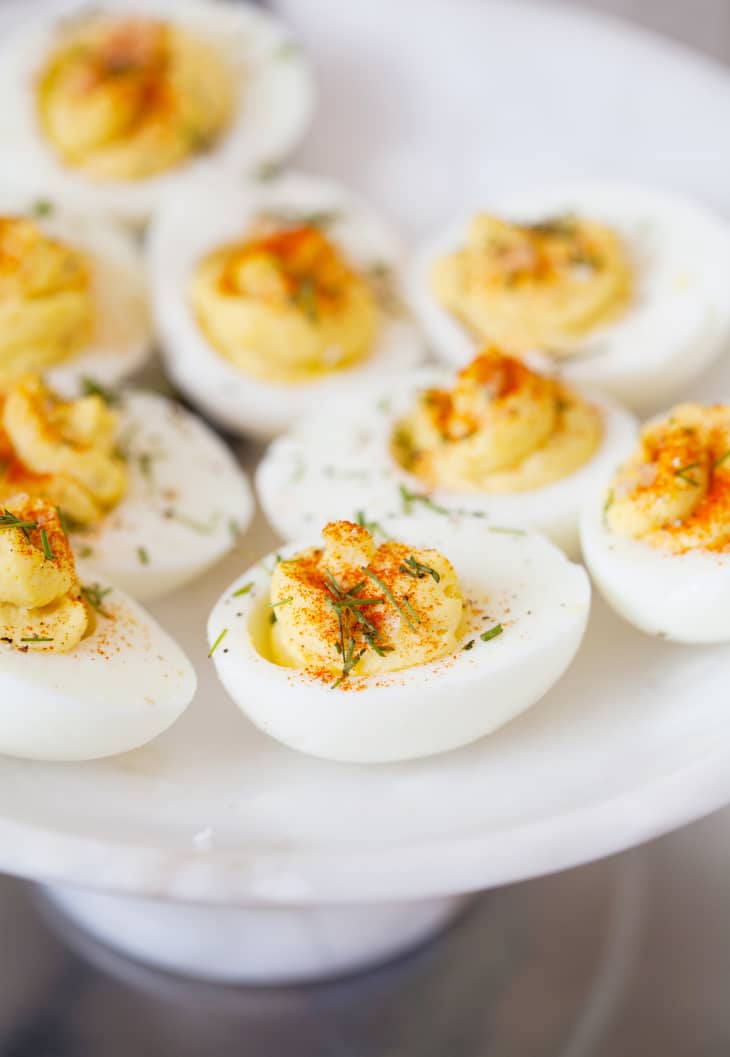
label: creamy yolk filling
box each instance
[0,217,93,386]
[606,403,730,553]
[190,222,379,384]
[37,16,234,181]
[0,495,88,652]
[432,213,632,353]
[269,521,466,685]
[392,349,602,493]
[0,377,127,526]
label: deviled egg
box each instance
[0,495,196,760]
[257,348,637,555]
[582,403,730,643]
[410,184,730,412]
[0,189,150,392]
[207,517,590,763]
[0,376,253,600]
[148,171,425,438]
[0,0,315,224]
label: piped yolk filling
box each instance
[392,349,602,493]
[37,16,234,181]
[191,222,379,384]
[606,403,730,553]
[0,495,88,652]
[0,377,127,527]
[268,520,466,685]
[0,216,93,385]
[432,213,632,353]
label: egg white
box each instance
[207,515,591,763]
[0,186,151,391]
[0,575,196,761]
[73,390,254,600]
[409,184,730,414]
[0,0,316,225]
[581,471,730,644]
[255,366,637,556]
[148,171,426,439]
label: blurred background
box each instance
[2,1,730,1055]
[549,0,730,60]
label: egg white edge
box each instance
[0,571,197,761]
[147,170,427,439]
[407,181,730,412]
[206,517,591,762]
[255,365,639,557]
[0,0,317,222]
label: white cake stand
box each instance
[2,0,730,986]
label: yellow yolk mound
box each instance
[432,213,632,353]
[37,16,234,181]
[190,223,379,384]
[0,217,92,385]
[606,403,730,553]
[0,377,127,525]
[269,520,466,684]
[392,349,602,492]
[0,495,88,652]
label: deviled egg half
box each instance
[207,517,590,763]
[582,403,730,643]
[0,376,253,600]
[0,0,315,224]
[148,171,425,439]
[0,188,150,392]
[410,184,730,412]
[0,495,196,760]
[257,347,637,555]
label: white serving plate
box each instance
[3,0,730,983]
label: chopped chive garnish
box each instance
[674,461,701,486]
[270,596,293,609]
[325,568,388,686]
[715,450,730,469]
[399,555,440,582]
[363,568,420,631]
[291,277,319,321]
[21,636,54,643]
[40,528,54,560]
[399,484,448,516]
[81,377,119,405]
[32,199,53,218]
[356,510,391,539]
[208,628,228,657]
[0,509,37,539]
[233,582,254,598]
[603,490,614,517]
[488,525,527,536]
[480,624,504,643]
[269,611,278,625]
[462,639,475,651]
[228,519,241,542]
[402,596,421,625]
[137,546,149,565]
[81,583,112,618]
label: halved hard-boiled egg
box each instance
[148,171,425,438]
[581,403,730,642]
[257,348,637,555]
[0,376,253,600]
[207,517,590,763]
[0,0,315,224]
[410,184,730,413]
[0,495,195,760]
[0,188,150,392]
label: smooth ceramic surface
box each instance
[1,0,730,911]
[44,886,470,983]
